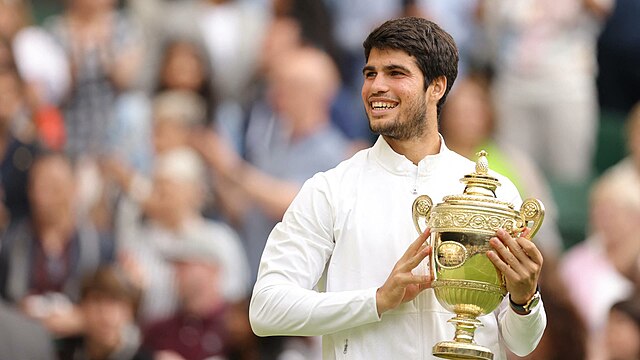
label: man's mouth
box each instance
[370,101,398,110]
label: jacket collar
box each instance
[371,134,450,176]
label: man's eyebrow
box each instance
[362,64,411,74]
[362,65,375,74]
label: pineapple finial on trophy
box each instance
[475,150,489,175]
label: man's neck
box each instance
[383,131,441,165]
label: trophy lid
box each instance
[461,150,501,198]
[439,150,515,211]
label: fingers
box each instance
[487,248,518,279]
[487,228,543,301]
[517,236,544,266]
[494,229,532,265]
[403,245,432,273]
[401,228,431,262]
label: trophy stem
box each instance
[450,314,482,344]
[432,315,493,360]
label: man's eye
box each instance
[390,71,404,77]
[364,72,376,78]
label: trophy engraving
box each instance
[411,151,545,360]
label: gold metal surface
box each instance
[411,150,545,359]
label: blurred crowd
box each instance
[0,0,639,359]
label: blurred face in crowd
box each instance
[28,155,75,226]
[174,260,221,314]
[440,77,493,150]
[362,48,428,141]
[82,294,134,351]
[591,195,640,277]
[161,42,207,93]
[152,118,190,154]
[268,49,338,128]
[146,173,201,227]
[605,308,640,360]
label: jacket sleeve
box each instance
[498,299,547,356]
[494,171,547,355]
[249,176,381,336]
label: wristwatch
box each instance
[509,287,541,315]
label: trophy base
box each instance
[433,341,494,360]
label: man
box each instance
[192,46,352,280]
[249,17,546,359]
[142,232,231,359]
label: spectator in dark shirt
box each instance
[143,234,230,360]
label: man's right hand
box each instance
[376,228,432,316]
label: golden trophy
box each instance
[411,151,544,360]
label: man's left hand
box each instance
[487,228,543,305]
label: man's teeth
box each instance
[371,101,397,109]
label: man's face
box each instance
[361,48,428,141]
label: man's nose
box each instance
[370,74,390,93]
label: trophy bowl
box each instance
[412,151,544,360]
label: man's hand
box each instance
[487,228,543,305]
[376,228,432,316]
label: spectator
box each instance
[57,266,152,360]
[44,0,144,161]
[193,47,352,280]
[0,152,112,338]
[560,163,640,359]
[153,38,217,125]
[102,89,208,204]
[102,89,214,243]
[120,148,249,324]
[479,0,612,182]
[142,232,231,360]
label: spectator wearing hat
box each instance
[142,234,230,360]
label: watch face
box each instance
[525,293,541,311]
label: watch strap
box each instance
[509,286,541,315]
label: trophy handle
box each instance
[412,195,433,235]
[519,198,545,240]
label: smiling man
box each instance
[249,17,547,360]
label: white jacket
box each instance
[250,136,546,359]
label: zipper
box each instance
[412,165,420,194]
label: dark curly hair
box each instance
[363,17,459,117]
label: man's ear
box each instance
[427,76,447,102]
